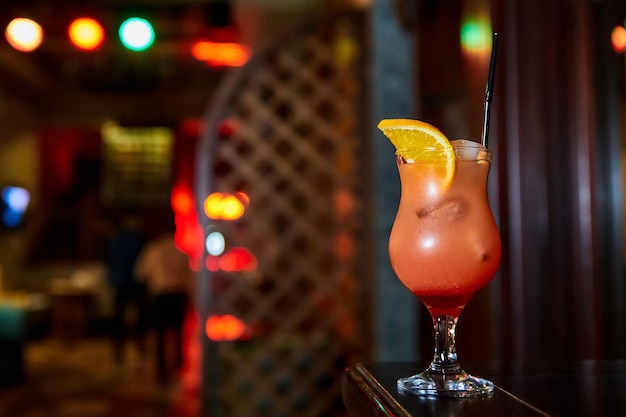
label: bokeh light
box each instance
[611,25,626,53]
[203,192,247,221]
[171,183,203,271]
[205,314,251,342]
[191,41,251,67]
[218,119,237,139]
[68,17,105,51]
[460,17,491,55]
[219,247,257,272]
[204,246,258,272]
[220,195,245,220]
[2,186,30,211]
[119,17,155,51]
[205,231,226,256]
[172,184,195,214]
[1,186,30,228]
[204,193,225,219]
[5,18,43,52]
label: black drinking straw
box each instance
[481,32,499,148]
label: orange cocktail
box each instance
[379,119,501,397]
[389,141,501,318]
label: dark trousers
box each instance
[151,292,187,383]
[112,285,147,362]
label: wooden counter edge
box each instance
[342,363,411,417]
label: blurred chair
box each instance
[0,302,26,385]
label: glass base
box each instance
[397,367,494,398]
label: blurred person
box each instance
[134,220,193,384]
[106,214,148,364]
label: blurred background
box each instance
[0,0,625,416]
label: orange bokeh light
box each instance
[204,192,225,219]
[221,195,245,219]
[203,192,248,220]
[236,191,249,205]
[612,25,626,53]
[191,41,251,67]
[205,314,251,341]
[68,17,105,51]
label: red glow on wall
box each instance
[172,183,203,271]
[179,118,203,137]
[38,127,102,205]
[180,309,201,398]
[205,314,251,341]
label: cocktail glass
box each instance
[389,139,502,397]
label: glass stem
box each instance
[428,315,461,374]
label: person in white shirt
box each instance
[135,228,193,384]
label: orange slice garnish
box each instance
[377,118,455,186]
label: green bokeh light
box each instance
[461,19,490,52]
[119,17,155,51]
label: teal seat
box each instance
[0,303,25,385]
[0,303,25,340]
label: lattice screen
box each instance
[196,10,371,417]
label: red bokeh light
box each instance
[172,183,203,271]
[219,247,257,272]
[204,247,257,272]
[218,119,236,139]
[205,255,221,272]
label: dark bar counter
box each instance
[342,361,626,417]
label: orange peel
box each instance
[377,118,455,186]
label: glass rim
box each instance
[395,142,492,162]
